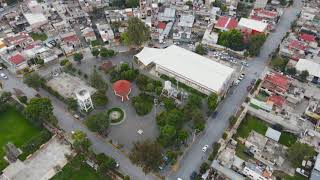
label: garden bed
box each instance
[108,108,125,125]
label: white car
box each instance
[0,73,8,79]
[239,73,245,80]
[0,66,3,70]
[234,79,241,85]
[202,145,209,152]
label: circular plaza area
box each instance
[108,108,125,125]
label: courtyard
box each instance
[0,107,44,170]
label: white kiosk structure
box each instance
[75,88,94,112]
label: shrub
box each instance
[131,94,153,116]
[222,132,228,139]
[208,142,220,161]
[92,91,108,107]
[18,96,28,104]
[199,162,209,174]
[60,59,69,66]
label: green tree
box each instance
[90,70,107,92]
[124,17,150,47]
[85,112,109,136]
[91,40,102,47]
[163,98,176,110]
[187,94,202,108]
[0,91,12,111]
[208,93,219,112]
[287,142,315,168]
[247,34,266,56]
[96,153,116,172]
[66,98,78,111]
[111,0,125,7]
[120,32,130,46]
[217,29,244,51]
[129,139,162,173]
[91,48,100,58]
[73,53,84,64]
[92,91,108,106]
[178,130,188,142]
[185,0,193,6]
[158,124,177,146]
[280,0,287,6]
[299,70,309,81]
[270,56,288,71]
[24,98,55,126]
[23,72,44,89]
[126,0,139,7]
[71,130,92,153]
[286,67,297,76]
[211,0,222,7]
[156,109,185,128]
[100,48,115,58]
[195,44,207,55]
[132,94,153,116]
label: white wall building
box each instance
[135,45,235,95]
[295,58,320,83]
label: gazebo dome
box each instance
[112,80,132,101]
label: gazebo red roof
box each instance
[112,80,131,96]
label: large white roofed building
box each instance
[238,18,268,34]
[135,45,235,95]
[295,58,320,83]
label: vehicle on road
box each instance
[239,73,245,80]
[0,66,3,70]
[202,145,209,152]
[0,73,8,79]
[190,171,197,180]
[251,79,256,85]
[234,79,241,85]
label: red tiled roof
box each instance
[215,16,238,30]
[9,54,25,65]
[113,80,131,97]
[63,35,80,43]
[300,33,316,42]
[253,8,278,18]
[268,95,285,107]
[289,40,306,51]
[264,73,289,92]
[158,22,166,30]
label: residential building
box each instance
[214,16,238,31]
[295,58,320,83]
[81,27,96,43]
[4,32,34,49]
[261,72,289,95]
[254,0,268,9]
[96,23,114,43]
[305,99,320,120]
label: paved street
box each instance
[168,1,303,179]
[1,70,158,180]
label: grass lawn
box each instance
[279,132,297,147]
[0,107,43,170]
[236,115,268,138]
[51,155,108,180]
[30,32,48,41]
[273,171,308,180]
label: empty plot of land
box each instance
[0,136,73,180]
[46,73,96,99]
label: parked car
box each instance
[239,73,245,80]
[190,171,197,180]
[0,73,8,79]
[234,79,241,85]
[202,145,209,152]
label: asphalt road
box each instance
[1,73,158,180]
[168,1,303,179]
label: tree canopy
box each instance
[270,56,288,71]
[217,29,244,51]
[23,72,44,89]
[247,34,266,56]
[299,70,309,81]
[0,92,12,111]
[129,139,162,173]
[73,53,84,64]
[85,112,109,136]
[71,130,92,153]
[90,70,107,92]
[24,98,55,126]
[195,44,207,55]
[287,142,316,168]
[131,94,154,116]
[208,93,219,112]
[124,17,150,47]
[91,48,100,58]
